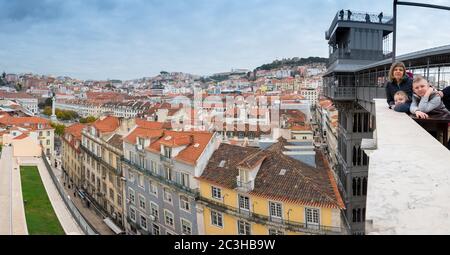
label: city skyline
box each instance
[1,0,450,80]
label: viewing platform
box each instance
[364,99,450,234]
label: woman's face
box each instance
[413,79,429,97]
[393,66,404,81]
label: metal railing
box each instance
[236,178,253,192]
[197,196,343,235]
[328,49,387,66]
[122,157,198,197]
[322,86,356,101]
[41,152,98,235]
[326,10,393,39]
[80,145,121,175]
[160,154,174,165]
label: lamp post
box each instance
[392,0,450,63]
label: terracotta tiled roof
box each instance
[93,116,120,133]
[198,142,345,209]
[148,131,214,165]
[291,124,312,131]
[65,123,86,139]
[13,133,29,140]
[107,134,124,150]
[123,128,164,145]
[135,118,164,129]
[0,116,49,125]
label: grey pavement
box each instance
[0,146,28,235]
[52,165,114,235]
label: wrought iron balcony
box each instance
[322,86,356,101]
[122,157,198,197]
[197,196,343,235]
[236,177,254,192]
[80,145,121,175]
[160,154,174,165]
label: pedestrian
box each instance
[378,12,383,23]
[339,9,344,20]
[365,13,371,22]
[347,9,352,20]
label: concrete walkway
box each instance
[0,146,28,235]
[19,157,84,235]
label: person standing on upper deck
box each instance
[385,61,413,109]
[410,75,449,119]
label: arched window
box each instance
[358,113,363,133]
[352,209,357,222]
[362,177,367,196]
[352,178,357,196]
[362,208,366,222]
[357,178,361,196]
[353,113,357,132]
[363,151,368,166]
[356,208,361,222]
[363,113,369,132]
[357,146,362,166]
[352,146,357,166]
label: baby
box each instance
[393,90,410,112]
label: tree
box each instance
[2,72,5,79]
[15,83,22,91]
[50,122,65,136]
[43,106,52,116]
[80,116,97,123]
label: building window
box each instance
[117,194,122,206]
[149,181,158,197]
[268,229,284,235]
[269,201,282,219]
[180,172,189,187]
[152,224,160,235]
[164,147,172,158]
[46,139,50,145]
[238,195,250,212]
[164,210,174,228]
[139,195,146,210]
[109,188,114,200]
[352,208,365,223]
[211,210,223,228]
[164,167,172,181]
[181,219,192,235]
[150,202,159,219]
[211,186,222,200]
[163,188,172,204]
[138,174,144,188]
[129,207,136,222]
[140,215,148,231]
[129,171,135,183]
[128,188,135,204]
[180,195,190,212]
[305,208,320,228]
[151,161,158,175]
[237,220,251,235]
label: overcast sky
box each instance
[1,0,450,80]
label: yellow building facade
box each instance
[197,142,345,235]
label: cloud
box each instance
[1,0,450,80]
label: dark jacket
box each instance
[385,75,413,107]
[442,86,450,111]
